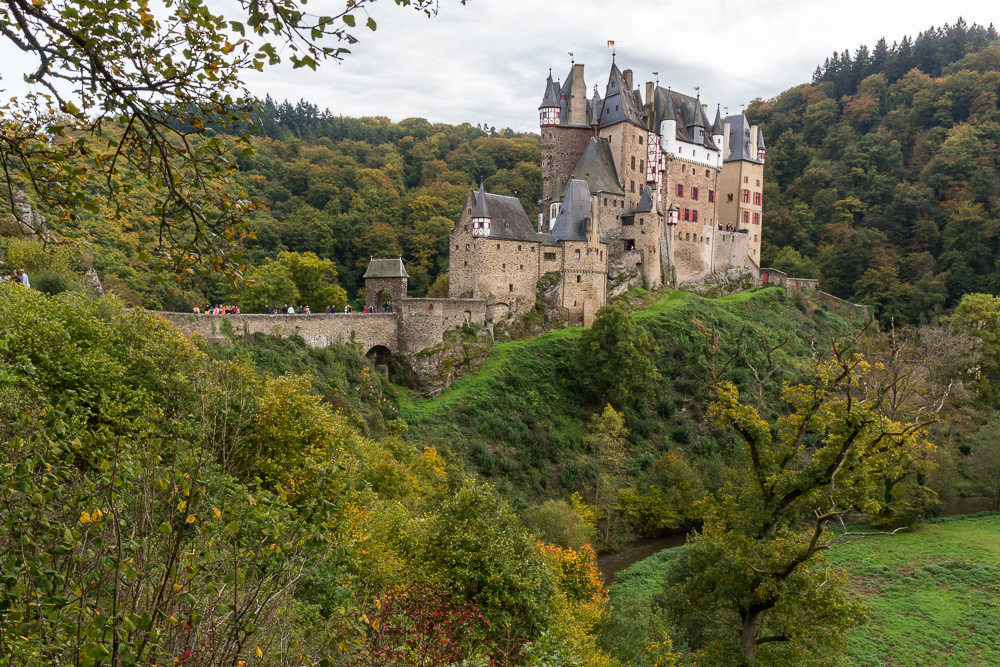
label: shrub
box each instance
[522,499,592,550]
[30,269,81,295]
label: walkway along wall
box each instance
[155,297,489,357]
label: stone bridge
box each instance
[155,296,488,359]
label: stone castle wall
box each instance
[713,229,752,274]
[156,295,488,356]
[156,312,402,353]
[397,298,487,353]
[541,126,592,226]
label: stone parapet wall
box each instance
[155,311,401,353]
[397,298,487,354]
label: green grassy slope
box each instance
[400,287,863,516]
[828,514,1000,666]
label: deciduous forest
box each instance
[6,9,1000,667]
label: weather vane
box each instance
[607,40,615,61]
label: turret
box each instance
[712,105,724,150]
[659,88,677,146]
[539,70,561,127]
[471,182,491,237]
[756,129,767,163]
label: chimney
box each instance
[569,63,587,125]
[645,81,655,129]
[623,69,633,92]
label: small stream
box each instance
[595,496,996,584]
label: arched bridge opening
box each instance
[366,344,393,368]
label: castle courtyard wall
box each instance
[397,298,487,353]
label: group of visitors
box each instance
[717,224,743,232]
[190,302,396,315]
[193,304,241,314]
[264,304,312,314]
[3,269,30,288]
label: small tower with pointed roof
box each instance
[539,70,561,126]
[471,182,491,238]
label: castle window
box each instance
[600,251,603,260]
[464,225,468,231]
[727,193,734,203]
[756,179,761,186]
[531,247,535,252]
[639,135,643,145]
[517,245,522,251]
[544,252,556,261]
[502,263,506,270]
[622,215,634,226]
[742,189,750,203]
[574,250,581,260]
[706,169,710,177]
[692,187,699,201]
[456,244,459,250]
[744,176,749,183]
[676,184,683,197]
[685,232,690,241]
[464,260,468,267]
[631,180,635,193]
[465,244,470,251]
[631,156,636,170]
[509,284,514,292]
[604,198,608,206]
[709,190,715,203]
[624,239,635,251]
[684,208,690,221]
[753,192,761,206]
[577,275,581,283]
[497,243,501,249]
[753,212,760,225]
[639,217,644,226]
[520,264,524,270]
[692,210,699,222]
[743,211,750,223]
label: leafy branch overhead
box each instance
[0,0,461,276]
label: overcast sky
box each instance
[2,1,997,132]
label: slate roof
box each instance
[363,257,410,279]
[650,86,720,151]
[724,113,761,163]
[570,137,626,196]
[712,105,724,135]
[480,192,540,242]
[588,87,602,126]
[473,182,489,218]
[538,72,560,109]
[599,63,645,129]
[550,179,605,243]
[757,130,766,150]
[633,185,656,214]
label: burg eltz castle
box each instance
[449,57,766,325]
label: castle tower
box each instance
[471,182,491,237]
[719,113,765,264]
[363,257,409,311]
[540,63,595,230]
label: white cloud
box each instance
[2,0,996,132]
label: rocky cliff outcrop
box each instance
[395,326,493,398]
[494,271,570,341]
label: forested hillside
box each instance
[752,20,1000,323]
[1,115,540,313]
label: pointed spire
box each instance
[712,104,724,135]
[539,72,560,109]
[473,182,490,219]
[757,130,766,150]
